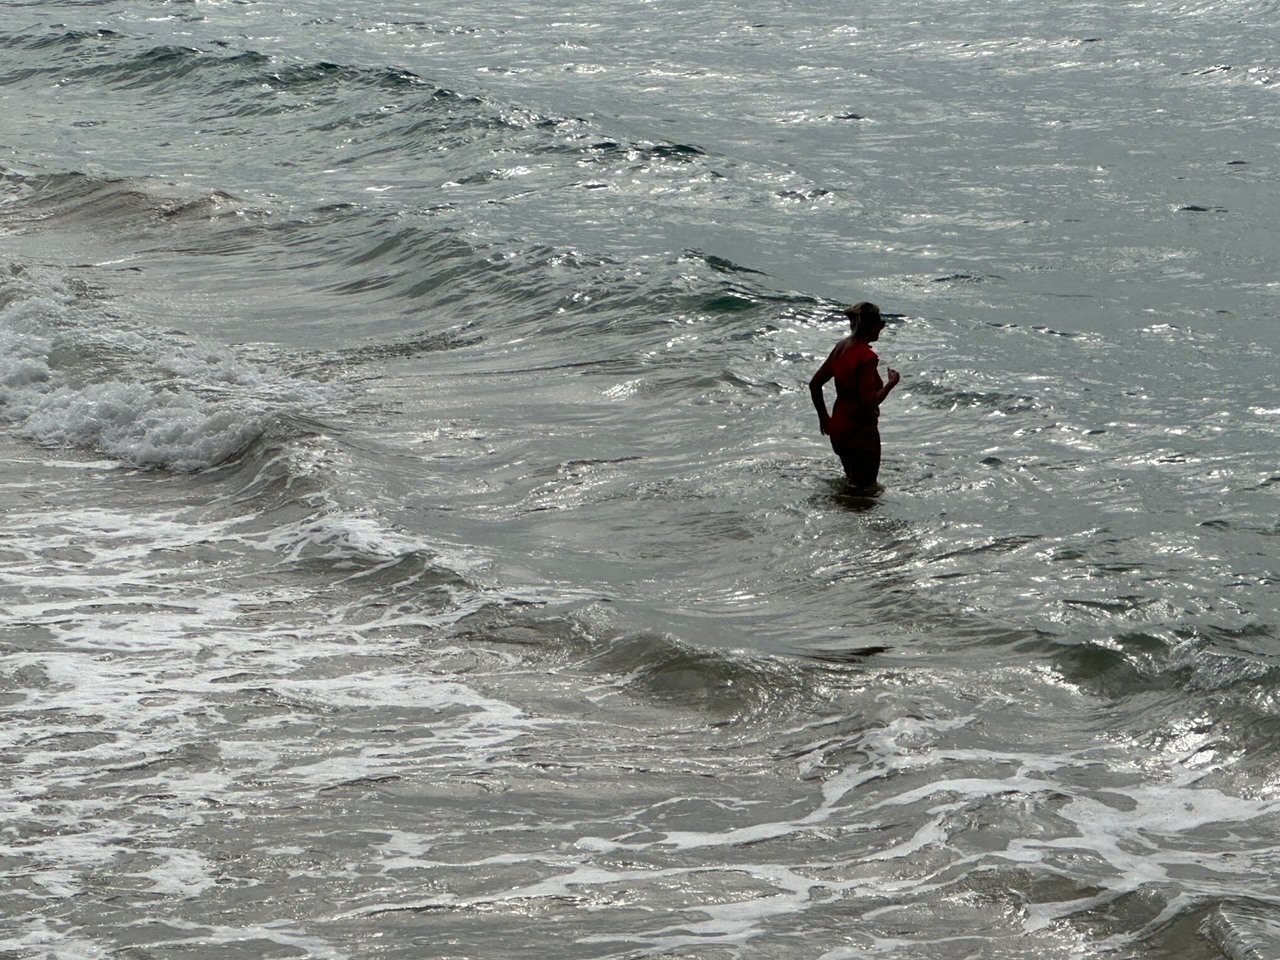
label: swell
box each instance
[4,163,819,397]
[1,167,250,233]
[0,33,421,96]
[446,599,855,725]
[0,27,730,189]
[1042,623,1280,800]
[1,19,825,379]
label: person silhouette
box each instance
[808,301,900,488]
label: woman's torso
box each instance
[828,338,882,440]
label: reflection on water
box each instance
[3,0,1280,955]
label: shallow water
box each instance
[2,1,1279,958]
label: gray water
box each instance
[2,1,1279,957]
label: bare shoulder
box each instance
[828,335,854,358]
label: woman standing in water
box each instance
[809,301,900,488]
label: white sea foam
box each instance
[0,264,333,470]
[138,921,349,960]
[0,469,539,949]
[139,848,218,899]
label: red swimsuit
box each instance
[811,337,885,486]
[813,338,882,447]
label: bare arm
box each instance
[809,360,834,435]
[881,367,901,402]
[858,363,900,408]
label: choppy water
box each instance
[2,2,1279,958]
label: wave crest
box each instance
[0,261,336,471]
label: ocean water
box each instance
[2,1,1279,957]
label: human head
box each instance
[844,301,884,339]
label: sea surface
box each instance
[2,1,1279,957]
